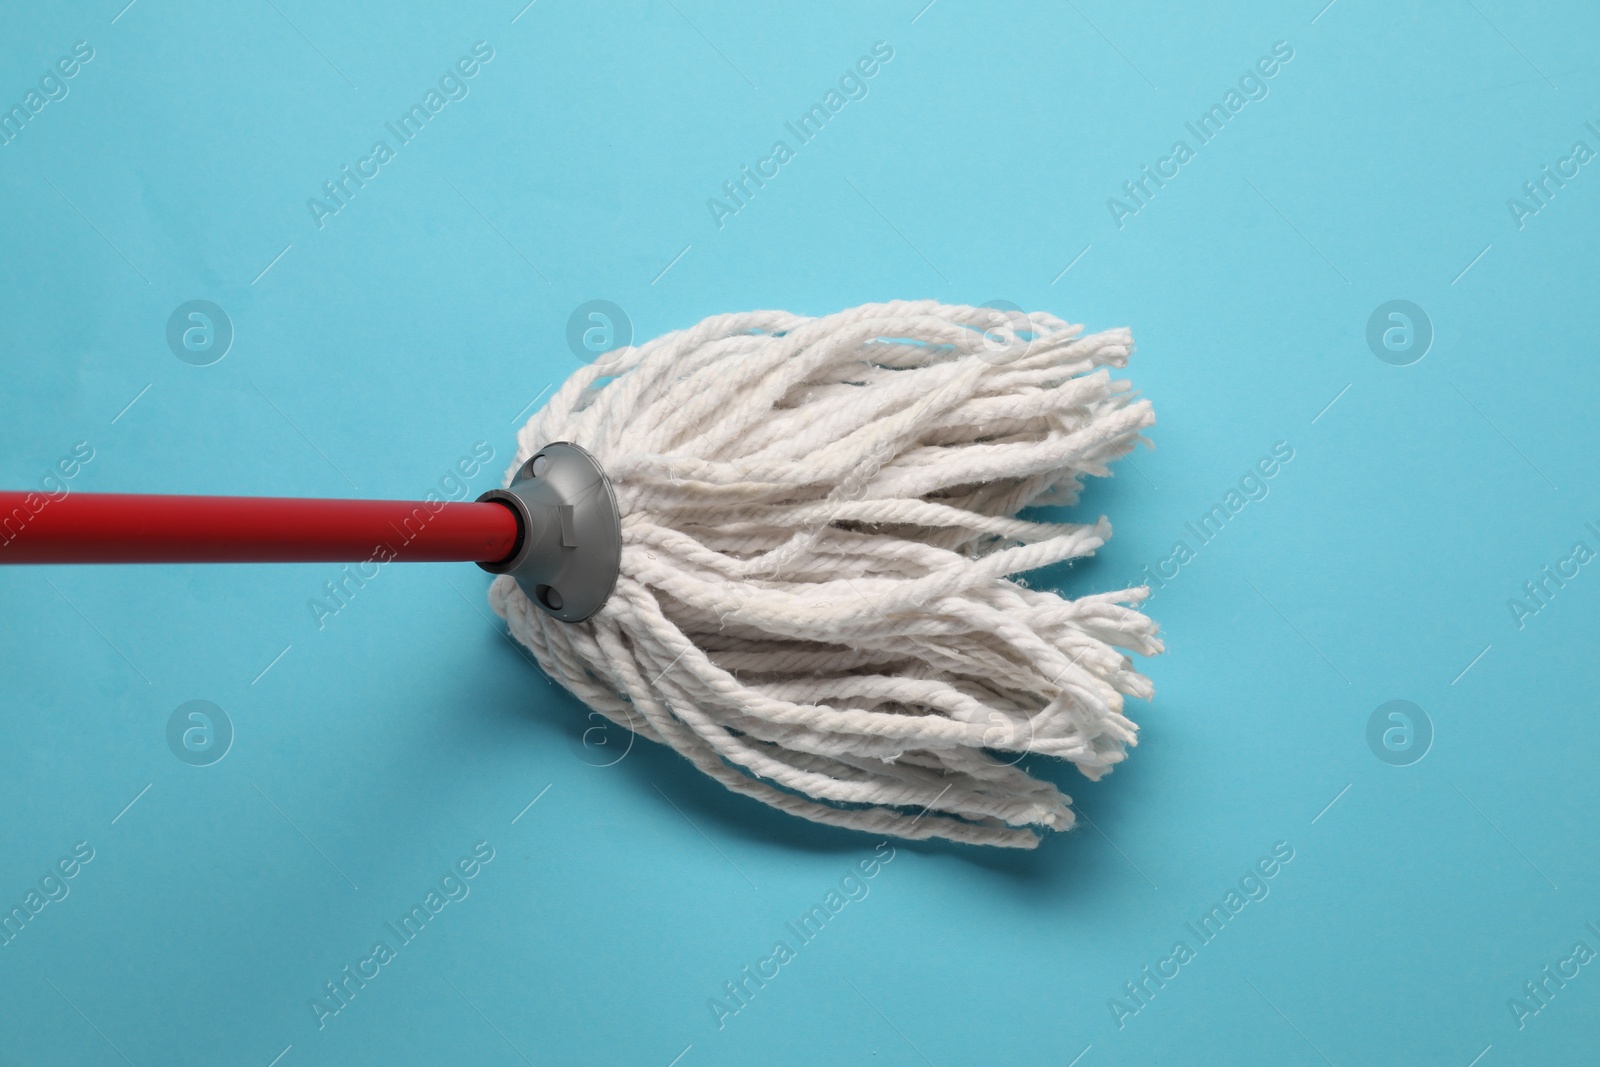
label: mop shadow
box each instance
[632,698,1157,903]
[484,633,1158,903]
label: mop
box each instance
[2,300,1160,848]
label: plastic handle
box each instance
[0,491,521,565]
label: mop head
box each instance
[489,300,1160,848]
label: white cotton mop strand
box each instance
[488,299,1161,849]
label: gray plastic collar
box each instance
[476,442,621,623]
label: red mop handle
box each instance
[0,491,521,565]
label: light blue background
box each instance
[3,1,1598,1064]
